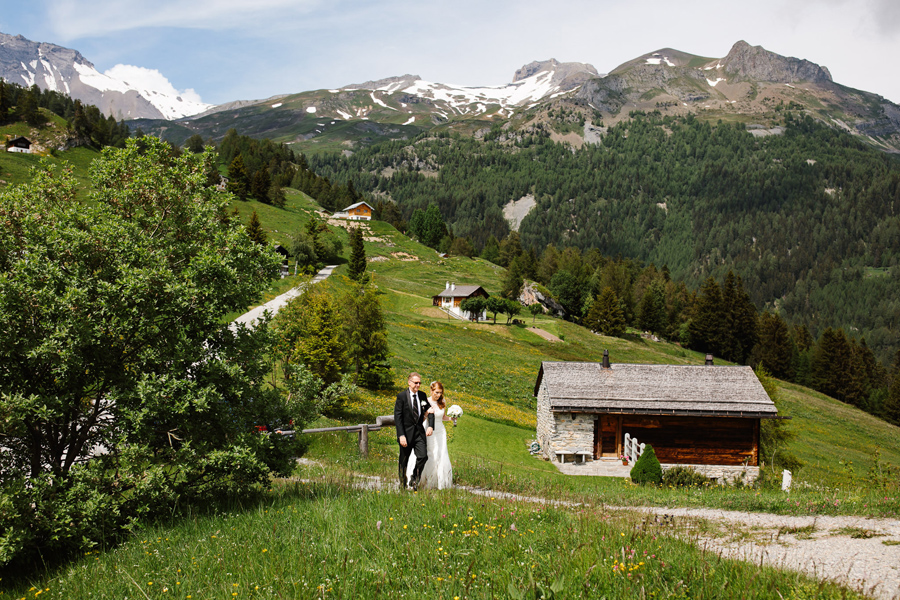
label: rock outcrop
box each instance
[721,40,832,84]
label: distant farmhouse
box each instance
[432,282,488,321]
[5,136,32,153]
[535,354,779,483]
[332,201,373,221]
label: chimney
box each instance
[602,349,610,369]
[705,354,714,366]
[445,281,449,290]
[451,283,455,291]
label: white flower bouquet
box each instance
[447,404,463,426]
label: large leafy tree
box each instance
[273,284,347,385]
[0,138,282,566]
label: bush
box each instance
[662,465,710,488]
[630,445,663,485]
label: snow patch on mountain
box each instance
[340,60,599,117]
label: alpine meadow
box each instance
[2,32,900,600]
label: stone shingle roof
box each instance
[535,361,778,418]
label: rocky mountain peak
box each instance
[342,74,421,91]
[721,40,832,84]
[512,59,601,91]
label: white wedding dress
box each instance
[406,400,453,489]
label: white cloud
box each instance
[104,64,204,103]
[44,0,324,39]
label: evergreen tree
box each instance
[347,226,368,283]
[480,235,501,264]
[751,312,793,380]
[184,133,205,153]
[251,167,272,202]
[501,256,525,300]
[884,350,900,426]
[227,154,250,200]
[498,232,523,267]
[549,269,584,321]
[0,78,9,124]
[584,287,627,337]
[343,282,392,388]
[637,278,667,335]
[246,210,267,245]
[688,276,725,357]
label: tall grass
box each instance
[1,476,868,600]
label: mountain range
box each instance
[0,32,210,120]
[4,31,900,153]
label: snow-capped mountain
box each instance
[0,32,211,120]
[339,59,601,118]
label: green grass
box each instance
[1,479,869,600]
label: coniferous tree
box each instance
[584,287,627,337]
[480,235,501,264]
[0,78,9,124]
[638,278,667,335]
[751,312,794,379]
[246,210,267,245]
[343,282,391,388]
[347,226,368,283]
[227,154,250,200]
[251,167,272,202]
[688,276,726,357]
[501,256,525,300]
[884,350,900,426]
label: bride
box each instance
[406,381,455,489]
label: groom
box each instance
[395,372,433,490]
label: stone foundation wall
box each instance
[661,463,759,485]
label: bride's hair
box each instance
[430,381,445,409]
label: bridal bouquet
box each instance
[447,405,463,418]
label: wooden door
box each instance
[593,416,619,458]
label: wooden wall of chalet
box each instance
[621,416,759,466]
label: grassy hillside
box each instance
[4,144,897,494]
[298,215,900,501]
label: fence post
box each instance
[359,424,369,458]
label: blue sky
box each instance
[2,0,899,105]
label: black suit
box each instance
[395,388,433,488]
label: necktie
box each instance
[411,391,417,416]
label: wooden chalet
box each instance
[6,136,32,153]
[432,282,488,321]
[332,201,373,221]
[534,353,779,482]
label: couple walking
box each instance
[394,372,456,490]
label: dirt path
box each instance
[528,327,562,342]
[231,265,336,330]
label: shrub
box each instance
[630,445,663,485]
[662,465,710,488]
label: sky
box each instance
[2,0,899,106]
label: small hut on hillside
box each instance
[534,353,779,483]
[332,201,373,221]
[432,282,488,321]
